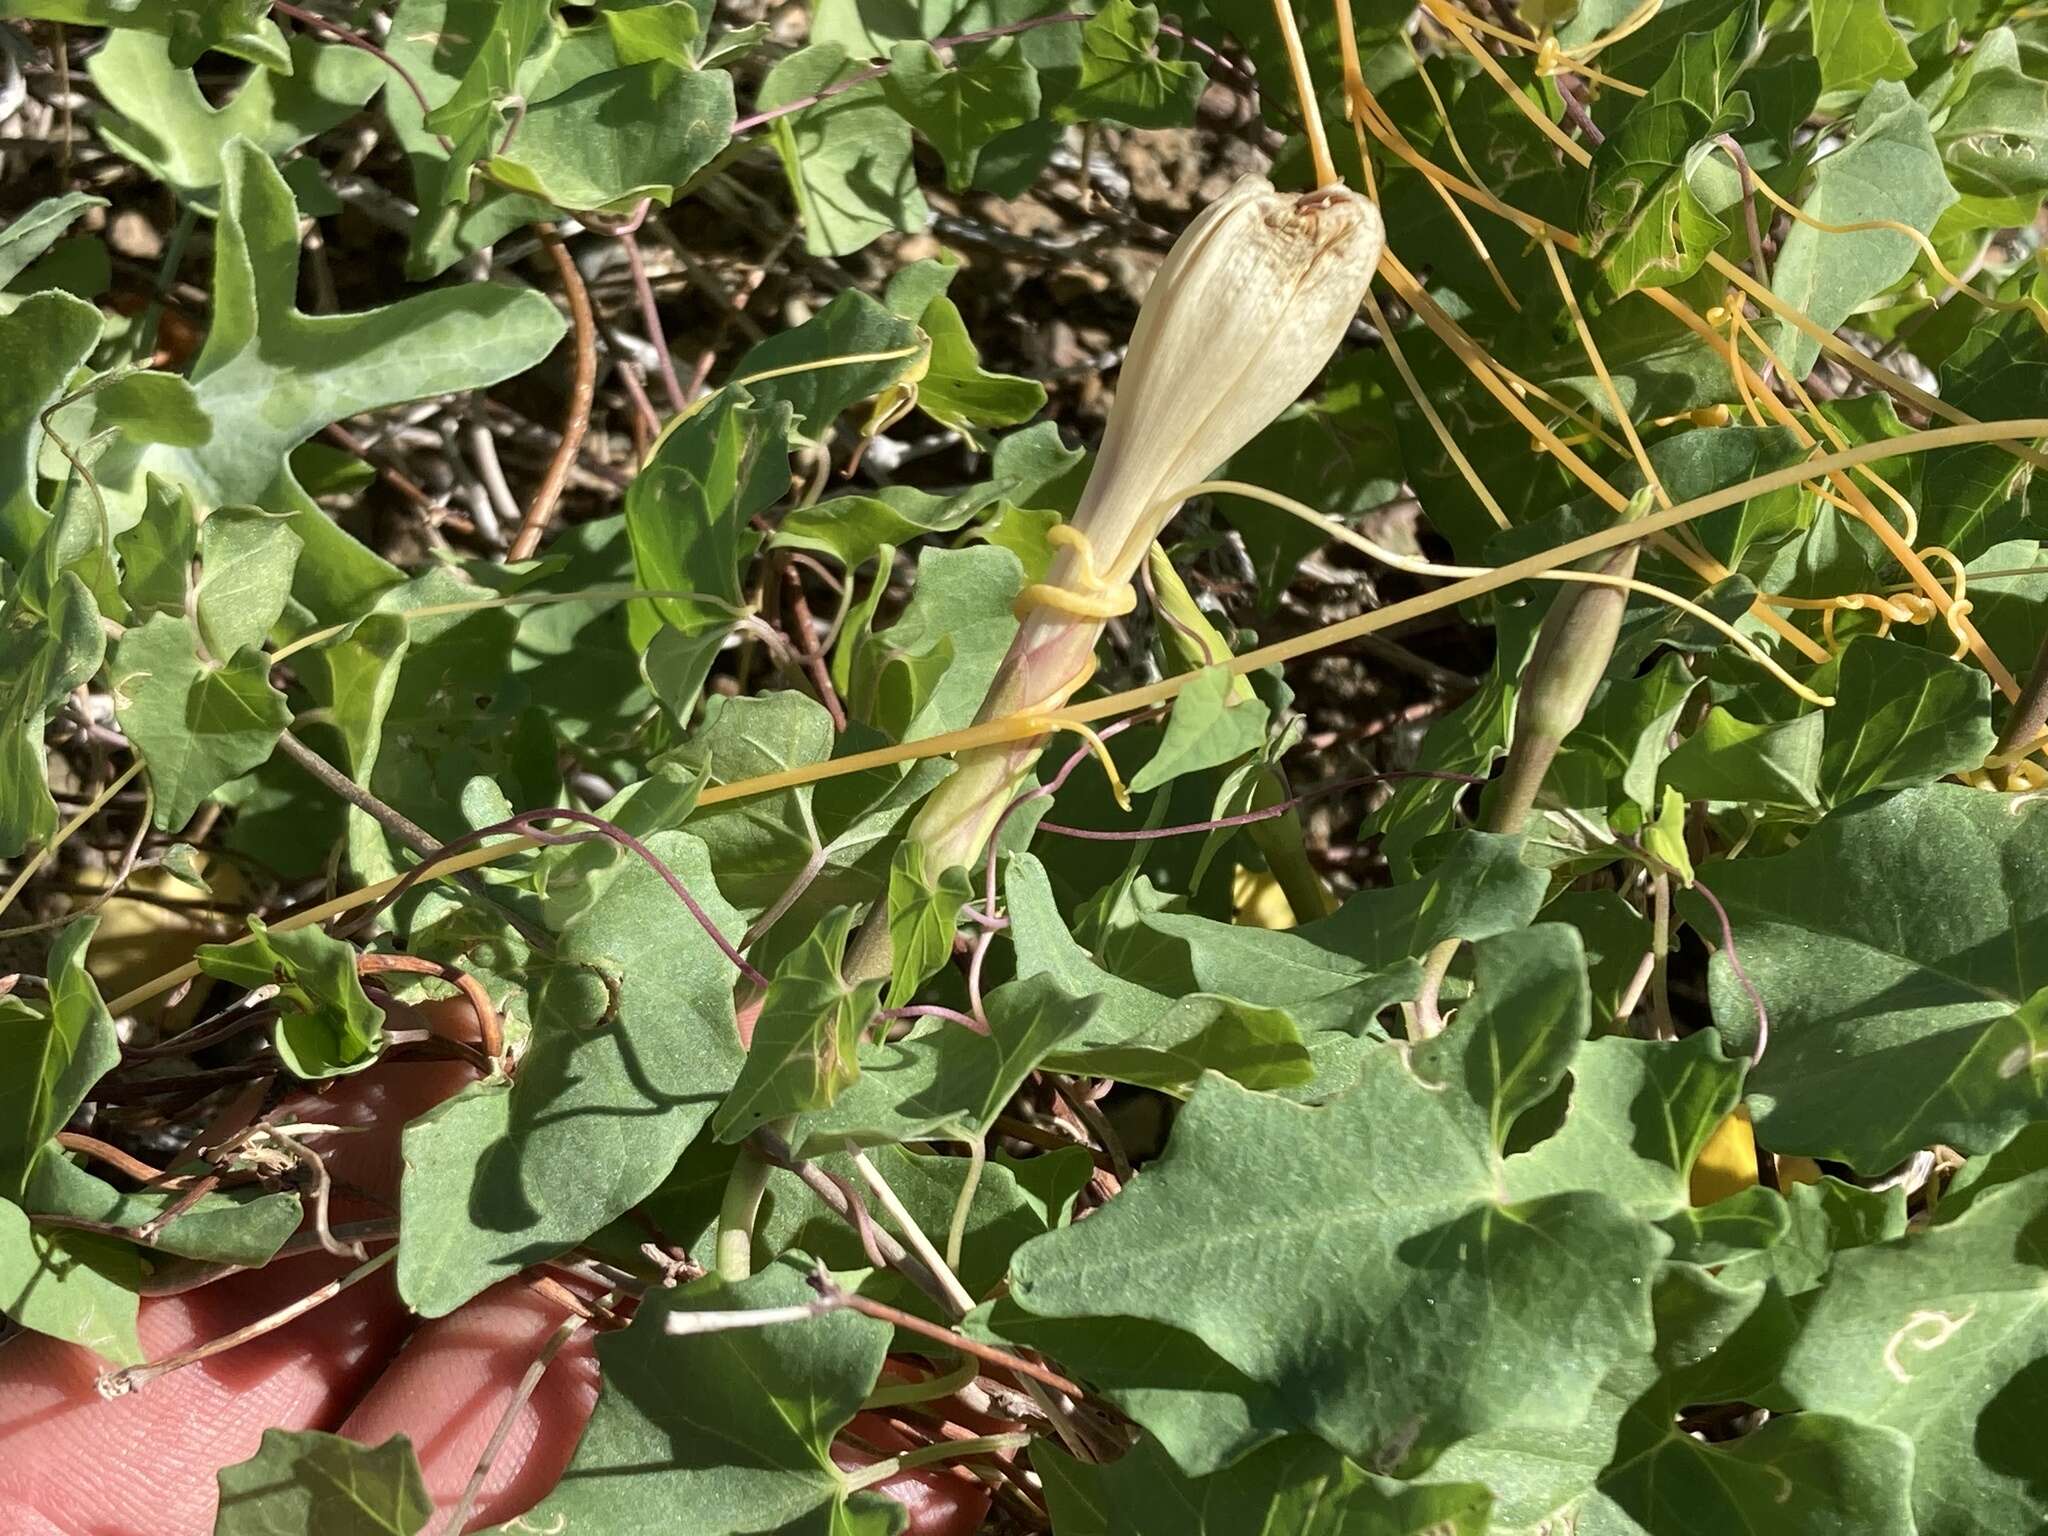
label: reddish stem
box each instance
[1689,874,1770,1066]
[622,232,689,417]
[884,1004,990,1037]
[355,951,504,1065]
[269,2,440,129]
[509,228,596,562]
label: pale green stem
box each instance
[945,1135,987,1275]
[850,1149,975,1314]
[841,1432,1034,1493]
[861,1354,977,1410]
[1649,870,1675,1041]
[715,1138,778,1283]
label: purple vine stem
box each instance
[512,810,767,988]
[348,807,764,989]
[884,1004,990,1037]
[1690,873,1769,1066]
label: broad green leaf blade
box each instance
[512,1260,905,1536]
[0,193,107,288]
[110,612,292,834]
[380,0,557,278]
[882,39,1040,191]
[1690,786,2048,1170]
[980,1299,1303,1476]
[1780,1167,2048,1535]
[1809,0,1915,96]
[0,289,102,568]
[1581,2,1747,291]
[846,544,1023,740]
[1038,1436,1493,1535]
[12,0,289,70]
[774,483,996,570]
[487,61,736,213]
[1010,928,1666,1467]
[420,0,550,183]
[27,1152,299,1267]
[799,971,1101,1150]
[1544,653,1698,826]
[1660,705,1823,809]
[114,475,200,621]
[714,907,881,1142]
[603,0,705,66]
[0,568,105,859]
[1594,1409,1917,1534]
[1006,851,1314,1092]
[1056,0,1205,129]
[758,44,928,257]
[1127,665,1269,796]
[912,295,1047,441]
[886,840,973,1006]
[675,689,834,914]
[1813,633,1993,805]
[87,29,383,208]
[398,830,746,1317]
[1097,828,1549,1036]
[729,290,927,440]
[1503,1029,1746,1217]
[213,1430,432,1536]
[195,506,302,658]
[1937,29,2048,199]
[0,918,120,1202]
[134,140,565,621]
[0,1199,143,1366]
[46,368,211,467]
[628,388,785,619]
[1764,82,1957,379]
[1918,315,2048,557]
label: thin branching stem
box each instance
[444,1308,587,1535]
[98,1249,396,1398]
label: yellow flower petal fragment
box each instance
[1777,1155,1826,1188]
[1690,1103,1760,1206]
[1232,868,1298,930]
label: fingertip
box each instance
[336,1279,599,1534]
[0,1253,408,1535]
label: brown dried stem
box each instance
[808,1275,1088,1401]
[509,228,597,562]
[355,951,505,1066]
[98,1249,396,1398]
[781,559,847,730]
[443,1308,587,1535]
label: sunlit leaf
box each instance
[213,1430,432,1536]
[1692,786,2048,1170]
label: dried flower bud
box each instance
[1073,176,1386,584]
[1485,491,1656,835]
[902,177,1385,886]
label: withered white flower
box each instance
[1073,176,1386,589]
[906,176,1385,878]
